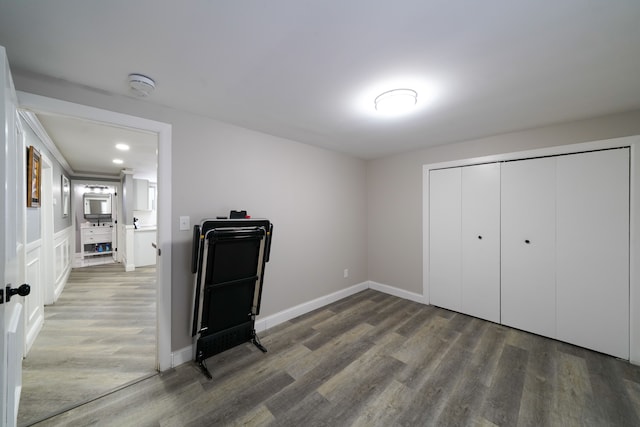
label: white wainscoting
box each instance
[24,241,43,355]
[53,226,73,302]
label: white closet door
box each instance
[429,168,462,312]
[461,163,501,323]
[556,148,629,358]
[501,157,557,338]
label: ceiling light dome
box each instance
[375,88,418,114]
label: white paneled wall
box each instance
[23,225,72,356]
[24,241,43,355]
[53,226,73,302]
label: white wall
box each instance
[13,73,368,351]
[367,109,640,294]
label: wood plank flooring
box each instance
[31,289,640,426]
[18,263,157,427]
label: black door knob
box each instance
[6,284,30,302]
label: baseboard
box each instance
[171,280,425,368]
[254,281,369,333]
[171,345,194,368]
[367,280,427,304]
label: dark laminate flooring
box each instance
[31,289,640,426]
[18,263,157,427]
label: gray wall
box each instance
[16,70,640,353]
[13,73,368,351]
[22,115,73,243]
[367,109,640,294]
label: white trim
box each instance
[24,240,43,355]
[368,280,426,304]
[630,142,640,364]
[423,135,640,364]
[171,346,194,369]
[255,281,369,333]
[18,110,74,174]
[53,226,73,302]
[17,91,173,372]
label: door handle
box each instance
[1,283,31,304]
[152,242,161,256]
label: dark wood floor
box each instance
[31,289,640,426]
[18,263,157,427]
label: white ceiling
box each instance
[1,1,639,173]
[35,113,158,181]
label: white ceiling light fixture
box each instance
[113,158,124,164]
[374,88,418,114]
[128,73,156,97]
[115,143,130,151]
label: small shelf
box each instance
[83,251,113,257]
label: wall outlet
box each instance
[343,268,349,278]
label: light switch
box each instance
[179,216,190,231]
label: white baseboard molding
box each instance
[171,345,194,368]
[367,280,427,304]
[171,280,426,368]
[254,281,369,333]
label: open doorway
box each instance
[15,92,172,424]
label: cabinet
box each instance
[428,148,630,359]
[429,163,500,322]
[134,179,150,211]
[81,225,113,259]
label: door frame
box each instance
[17,91,173,371]
[423,135,640,364]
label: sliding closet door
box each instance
[429,168,461,312]
[501,157,557,338]
[556,148,629,359]
[461,163,500,323]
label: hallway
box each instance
[18,263,156,426]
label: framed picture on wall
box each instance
[61,175,70,217]
[27,145,41,208]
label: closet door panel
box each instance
[556,148,629,358]
[461,163,501,323]
[501,157,557,338]
[429,168,462,312]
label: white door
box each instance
[429,168,462,312]
[1,45,27,427]
[461,163,501,323]
[501,157,557,338]
[556,148,630,358]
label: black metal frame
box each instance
[190,219,273,378]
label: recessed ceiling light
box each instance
[115,143,130,151]
[374,89,418,114]
[113,159,124,164]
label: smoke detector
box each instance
[128,74,156,97]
